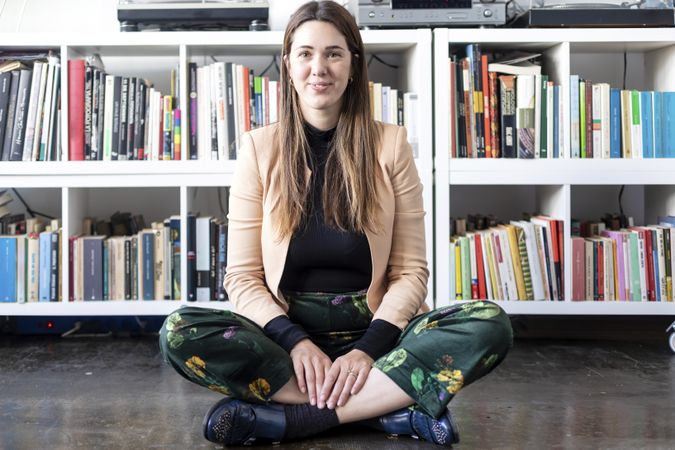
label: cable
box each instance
[367,54,399,69]
[10,188,55,220]
[618,185,625,221]
[261,55,279,77]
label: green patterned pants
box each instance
[159,292,512,418]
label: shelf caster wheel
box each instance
[669,333,675,354]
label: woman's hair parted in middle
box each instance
[273,0,381,239]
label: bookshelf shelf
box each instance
[0,300,232,316]
[435,28,675,314]
[0,29,434,315]
[451,300,675,316]
[448,159,675,185]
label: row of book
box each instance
[0,225,61,303]
[449,45,562,159]
[569,78,675,158]
[571,224,675,302]
[0,53,62,162]
[68,59,179,161]
[449,216,564,302]
[187,61,277,161]
[0,214,229,303]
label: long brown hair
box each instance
[274,0,380,239]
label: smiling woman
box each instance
[285,21,353,130]
[158,1,513,447]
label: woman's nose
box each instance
[311,56,327,76]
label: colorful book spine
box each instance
[609,88,621,158]
[0,237,17,302]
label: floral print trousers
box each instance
[159,292,513,419]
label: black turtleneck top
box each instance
[263,123,401,360]
[279,124,372,293]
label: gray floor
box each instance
[1,330,675,449]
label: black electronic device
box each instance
[512,4,675,28]
[117,0,269,32]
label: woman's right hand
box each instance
[289,339,332,406]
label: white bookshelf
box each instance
[434,28,675,315]
[0,30,434,315]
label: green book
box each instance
[628,232,641,301]
[459,236,472,300]
[579,81,586,158]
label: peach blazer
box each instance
[224,122,429,330]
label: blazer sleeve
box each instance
[372,126,429,329]
[224,132,288,328]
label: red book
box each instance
[67,59,85,161]
[597,240,604,301]
[475,233,487,300]
[481,54,491,158]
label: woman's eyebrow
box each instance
[294,45,346,51]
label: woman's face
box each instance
[286,20,352,129]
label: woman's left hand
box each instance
[318,349,373,409]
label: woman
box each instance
[159,1,513,446]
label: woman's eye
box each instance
[298,51,310,58]
[328,52,342,59]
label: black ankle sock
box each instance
[283,404,339,439]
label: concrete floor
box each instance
[1,333,674,449]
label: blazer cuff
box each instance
[263,315,310,354]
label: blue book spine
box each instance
[570,75,580,158]
[663,92,675,157]
[142,232,155,300]
[553,85,560,159]
[654,92,663,158]
[610,88,621,158]
[38,232,51,302]
[641,91,654,158]
[0,237,17,302]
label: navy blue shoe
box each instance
[365,407,460,447]
[203,398,286,446]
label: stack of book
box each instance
[570,77,675,158]
[571,216,675,302]
[0,51,62,162]
[368,81,418,157]
[0,219,61,303]
[68,58,180,161]
[449,45,563,159]
[449,215,564,301]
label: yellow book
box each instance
[455,240,462,300]
[620,90,632,159]
[504,224,527,300]
[485,231,502,300]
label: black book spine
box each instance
[110,75,121,160]
[90,69,100,160]
[126,77,136,160]
[118,77,129,160]
[48,74,60,162]
[0,72,12,158]
[189,62,198,160]
[124,238,131,300]
[2,71,20,161]
[187,214,196,301]
[50,231,59,302]
[84,65,93,160]
[136,82,146,160]
[209,219,217,300]
[217,222,228,301]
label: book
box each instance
[499,75,516,158]
[68,59,86,161]
[516,75,535,159]
[0,236,17,302]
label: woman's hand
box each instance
[289,339,332,406]
[319,349,373,409]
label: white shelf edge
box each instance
[0,301,234,316]
[446,300,675,315]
